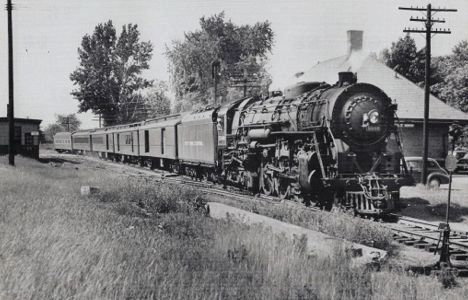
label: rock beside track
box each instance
[208,202,387,267]
[80,186,100,196]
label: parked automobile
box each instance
[455,158,468,173]
[405,157,449,188]
[453,149,468,160]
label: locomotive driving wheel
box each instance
[275,177,290,199]
[331,190,347,212]
[260,168,274,196]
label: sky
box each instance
[0,0,467,129]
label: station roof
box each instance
[0,117,42,124]
[295,53,468,123]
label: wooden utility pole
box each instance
[399,4,457,185]
[61,117,71,132]
[7,0,15,166]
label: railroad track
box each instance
[385,214,468,275]
[46,152,468,275]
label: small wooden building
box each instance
[0,117,42,159]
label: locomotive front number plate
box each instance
[365,125,381,133]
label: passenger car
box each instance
[405,157,449,188]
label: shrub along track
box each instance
[43,152,468,276]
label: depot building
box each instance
[0,117,42,159]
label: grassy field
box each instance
[1,156,468,299]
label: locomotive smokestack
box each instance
[347,30,363,56]
[338,72,357,87]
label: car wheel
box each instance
[428,178,441,189]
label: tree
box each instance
[431,41,468,113]
[57,114,81,132]
[70,21,153,125]
[165,12,274,111]
[43,114,81,142]
[380,35,426,84]
[144,81,172,118]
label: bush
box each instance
[95,179,205,216]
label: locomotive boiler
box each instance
[219,72,413,215]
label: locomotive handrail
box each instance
[270,130,325,136]
[237,121,289,129]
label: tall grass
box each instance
[1,156,467,299]
[213,196,395,251]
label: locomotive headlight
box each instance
[369,110,380,124]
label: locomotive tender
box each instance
[55,72,413,215]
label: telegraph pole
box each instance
[399,4,457,185]
[7,0,15,166]
[62,117,71,132]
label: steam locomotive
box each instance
[55,72,413,215]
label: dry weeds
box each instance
[1,156,467,299]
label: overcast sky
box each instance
[0,0,467,128]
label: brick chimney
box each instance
[347,30,363,55]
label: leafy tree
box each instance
[380,35,426,84]
[166,12,274,111]
[122,81,172,121]
[43,124,64,143]
[57,114,81,132]
[431,41,468,113]
[144,81,172,118]
[70,21,153,125]
[43,114,81,142]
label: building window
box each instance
[145,130,149,153]
[161,128,165,155]
[25,133,33,145]
[14,126,22,143]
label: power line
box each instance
[399,4,457,186]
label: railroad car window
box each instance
[106,134,109,150]
[73,137,89,144]
[94,136,104,144]
[131,134,134,152]
[145,130,149,153]
[125,134,132,145]
[161,128,165,155]
[117,134,120,151]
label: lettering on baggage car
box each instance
[184,141,204,146]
